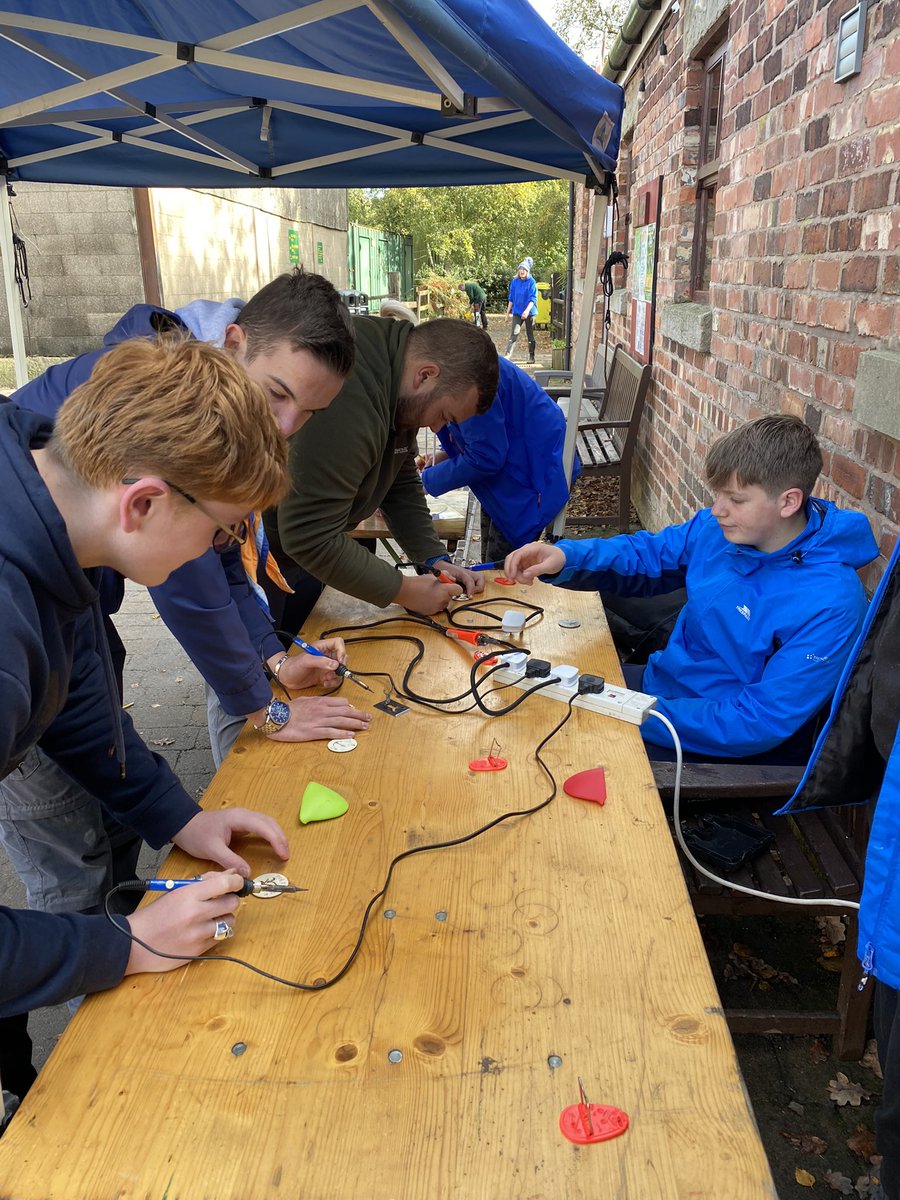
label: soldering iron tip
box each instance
[349,674,373,692]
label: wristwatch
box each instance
[253,698,291,734]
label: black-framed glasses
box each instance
[122,478,248,554]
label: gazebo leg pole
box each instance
[0,177,28,390]
[553,185,607,537]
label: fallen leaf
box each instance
[828,1072,871,1107]
[781,1131,828,1155]
[130,682,140,688]
[818,955,845,973]
[861,1040,883,1080]
[151,613,160,619]
[846,1124,877,1161]
[855,1171,881,1197]
[150,738,174,747]
[817,915,847,947]
[810,1037,830,1064]
[175,677,183,683]
[788,1100,806,1115]
[150,703,161,709]
[824,1170,854,1194]
[796,1167,816,1187]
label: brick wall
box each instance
[579,0,898,587]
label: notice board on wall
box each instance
[630,176,662,364]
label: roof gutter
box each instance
[602,0,662,81]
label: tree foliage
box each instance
[549,0,629,62]
[348,180,568,290]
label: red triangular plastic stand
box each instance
[469,756,508,773]
[559,1103,629,1144]
[563,768,606,805]
[494,576,516,585]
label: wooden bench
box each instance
[347,508,465,563]
[653,760,874,1060]
[552,345,651,533]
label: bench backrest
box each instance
[603,348,651,458]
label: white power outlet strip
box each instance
[491,667,657,725]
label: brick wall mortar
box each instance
[581,0,898,584]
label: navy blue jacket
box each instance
[12,304,283,716]
[421,357,579,546]
[780,540,900,989]
[0,404,201,1017]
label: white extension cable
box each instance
[648,709,860,912]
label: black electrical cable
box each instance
[103,698,578,991]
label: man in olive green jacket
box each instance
[267,315,498,622]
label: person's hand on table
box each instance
[395,571,463,615]
[503,542,567,584]
[268,637,347,690]
[171,809,290,876]
[438,561,482,597]
[266,695,371,743]
[125,870,244,974]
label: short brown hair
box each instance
[407,319,498,414]
[236,268,355,377]
[706,414,823,499]
[50,337,289,510]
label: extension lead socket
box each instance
[492,665,657,725]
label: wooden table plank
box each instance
[0,583,775,1200]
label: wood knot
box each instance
[334,1043,358,1063]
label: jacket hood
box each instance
[174,298,245,347]
[102,303,190,347]
[724,498,878,574]
[0,402,94,615]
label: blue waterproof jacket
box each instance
[507,273,537,317]
[0,404,201,1017]
[421,357,579,546]
[779,540,900,989]
[12,303,284,716]
[548,501,878,756]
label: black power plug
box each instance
[577,674,605,695]
[524,658,552,678]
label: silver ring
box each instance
[213,919,234,942]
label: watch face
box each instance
[268,699,291,727]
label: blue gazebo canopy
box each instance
[0,0,624,188]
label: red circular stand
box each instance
[559,1103,629,1145]
[563,768,607,806]
[469,755,508,773]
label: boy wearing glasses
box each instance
[0,270,363,949]
[0,336,292,1099]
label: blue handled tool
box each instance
[144,877,306,897]
[288,635,372,693]
[468,561,502,572]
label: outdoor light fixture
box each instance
[835,0,868,81]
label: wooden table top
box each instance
[0,582,775,1200]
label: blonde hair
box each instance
[51,337,289,510]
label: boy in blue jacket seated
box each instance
[0,337,291,1096]
[504,415,878,762]
[779,539,900,1200]
[420,356,580,561]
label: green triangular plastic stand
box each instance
[299,781,349,824]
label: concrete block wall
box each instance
[151,187,349,311]
[0,184,144,357]
[577,0,898,587]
